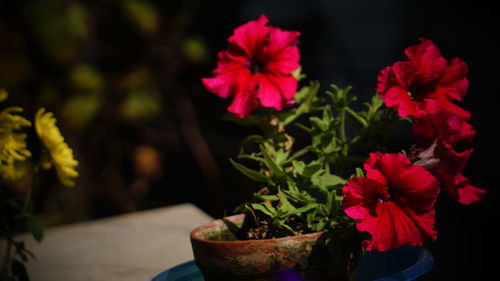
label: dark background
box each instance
[1,0,498,280]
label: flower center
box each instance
[249,59,266,74]
[407,79,439,101]
[378,186,392,202]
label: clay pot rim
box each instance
[190,213,323,245]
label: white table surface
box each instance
[1,203,213,281]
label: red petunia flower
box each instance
[202,15,300,118]
[342,152,440,251]
[377,38,470,118]
[411,110,475,148]
[414,141,486,205]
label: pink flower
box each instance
[342,152,440,251]
[202,15,300,118]
[414,141,486,205]
[377,38,469,118]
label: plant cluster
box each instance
[201,15,485,251]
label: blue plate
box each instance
[355,246,434,281]
[152,246,433,281]
[152,260,204,281]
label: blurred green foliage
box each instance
[29,1,89,64]
[122,0,160,35]
[0,0,222,231]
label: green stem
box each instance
[339,107,348,157]
[2,235,13,274]
[23,184,32,213]
[22,166,39,216]
[2,166,39,275]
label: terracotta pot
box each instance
[190,214,356,281]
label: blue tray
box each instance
[152,245,433,281]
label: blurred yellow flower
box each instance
[35,108,79,187]
[0,90,32,180]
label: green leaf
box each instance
[254,193,280,201]
[325,189,335,214]
[355,168,365,177]
[291,160,305,175]
[251,203,276,217]
[294,80,320,104]
[313,220,326,232]
[282,188,314,204]
[289,203,319,215]
[321,133,340,154]
[288,147,309,162]
[312,173,346,189]
[302,162,323,178]
[322,106,334,125]
[286,180,300,193]
[328,84,354,109]
[283,81,321,126]
[293,122,312,133]
[291,66,306,81]
[229,158,271,184]
[346,107,368,127]
[310,116,328,131]
[275,219,296,234]
[277,190,296,214]
[259,145,285,179]
[237,154,266,164]
[275,150,290,166]
[26,221,44,242]
[366,94,385,121]
[324,90,336,104]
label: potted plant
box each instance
[0,89,79,281]
[190,15,485,281]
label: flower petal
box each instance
[436,57,468,101]
[265,74,298,101]
[376,66,392,94]
[358,202,436,251]
[363,152,388,186]
[342,177,388,220]
[260,27,300,74]
[404,38,447,78]
[250,73,283,110]
[226,71,257,118]
[392,164,440,213]
[365,153,412,186]
[262,45,300,75]
[202,50,251,98]
[229,15,270,58]
[457,183,487,205]
[379,85,421,117]
[202,76,233,98]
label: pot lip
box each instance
[190,213,323,245]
